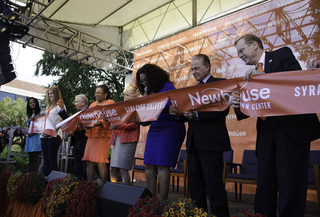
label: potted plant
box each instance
[66,180,102,217]
[41,174,79,217]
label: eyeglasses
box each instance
[237,42,253,56]
[140,78,147,84]
[94,92,104,95]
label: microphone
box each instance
[144,87,148,96]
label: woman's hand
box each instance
[101,114,109,123]
[231,92,241,111]
[169,105,179,116]
[40,111,46,116]
[184,110,195,120]
[57,99,65,110]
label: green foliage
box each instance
[0,145,8,160]
[13,152,29,173]
[35,52,125,114]
[0,98,27,127]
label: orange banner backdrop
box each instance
[52,69,320,132]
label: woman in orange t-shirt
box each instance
[82,84,115,186]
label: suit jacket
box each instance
[58,109,87,144]
[236,46,320,144]
[177,75,231,152]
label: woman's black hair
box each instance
[96,84,111,100]
[13,128,23,137]
[135,64,171,95]
[26,97,41,118]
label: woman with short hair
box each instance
[83,84,115,186]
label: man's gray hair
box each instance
[76,94,88,105]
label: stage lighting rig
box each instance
[0,0,29,86]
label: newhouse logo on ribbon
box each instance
[238,69,320,117]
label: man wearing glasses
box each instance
[232,33,320,217]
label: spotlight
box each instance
[0,23,5,32]
[0,32,16,85]
[0,1,16,22]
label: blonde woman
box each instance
[109,83,140,185]
[40,86,64,176]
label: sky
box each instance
[10,42,58,86]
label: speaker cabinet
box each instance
[45,170,68,182]
[98,182,152,217]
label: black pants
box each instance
[28,152,40,172]
[255,117,310,217]
[72,138,87,180]
[188,142,229,217]
[41,136,60,176]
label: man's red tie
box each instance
[199,80,204,85]
[257,62,267,121]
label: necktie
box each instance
[199,80,204,85]
[257,62,267,121]
[257,62,264,72]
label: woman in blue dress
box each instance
[135,64,186,198]
[25,97,42,172]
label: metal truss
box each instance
[21,16,134,73]
[6,0,316,75]
[9,0,216,73]
[7,0,235,73]
[10,0,134,74]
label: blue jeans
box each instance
[41,136,60,176]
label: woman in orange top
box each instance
[82,84,115,186]
[109,83,140,185]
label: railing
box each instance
[5,126,28,166]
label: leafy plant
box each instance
[16,171,46,204]
[6,172,23,201]
[0,165,14,198]
[0,145,9,160]
[41,174,79,217]
[0,98,27,127]
[66,180,102,217]
[232,208,266,217]
[13,152,29,173]
[128,196,216,217]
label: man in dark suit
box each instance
[232,34,320,217]
[58,94,88,180]
[170,54,231,217]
